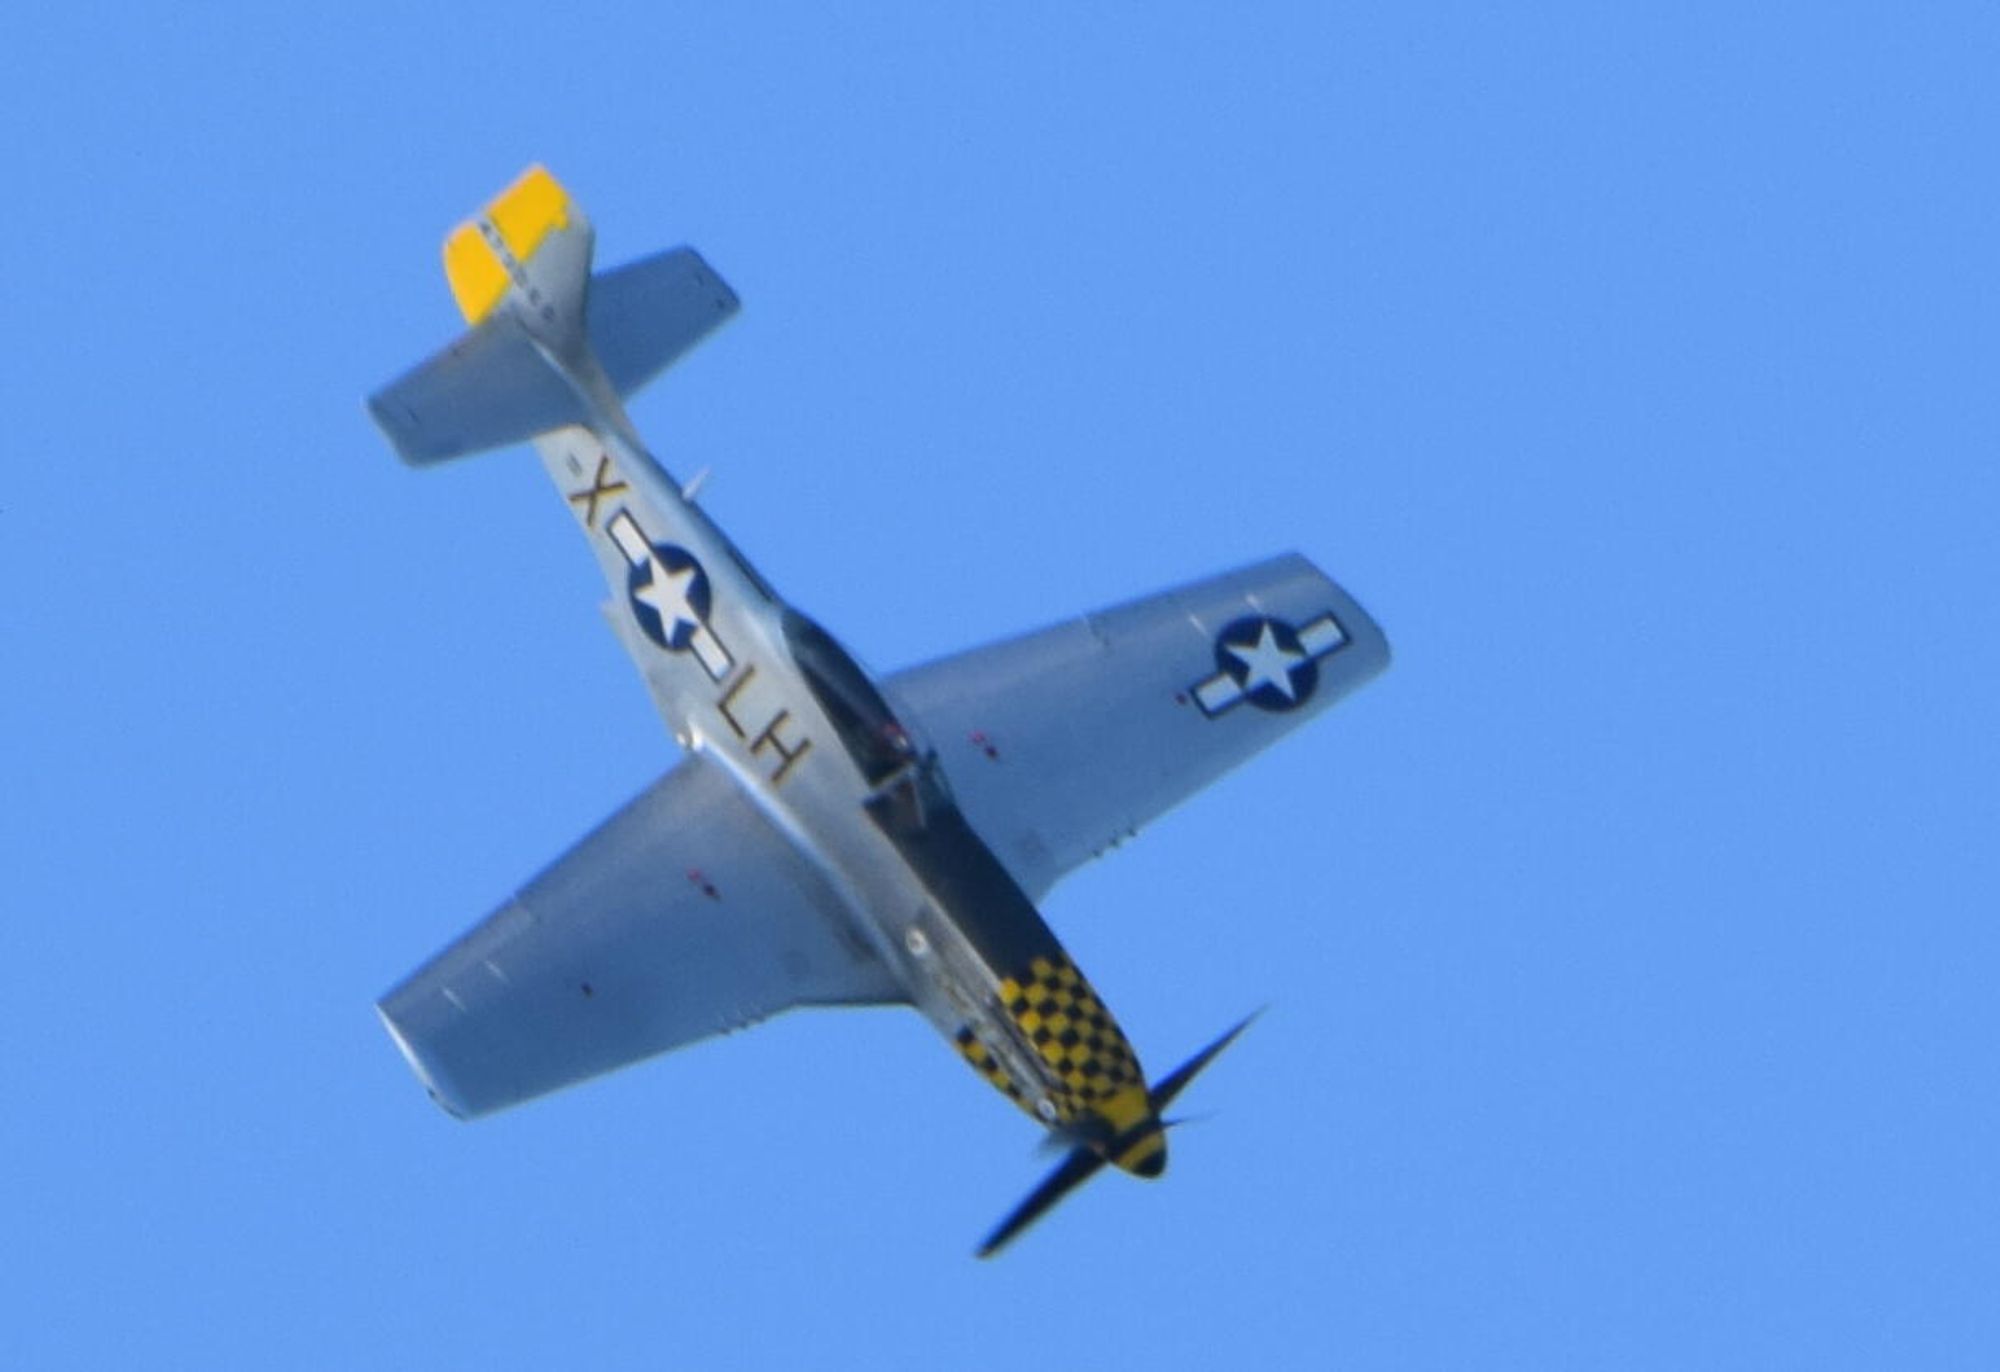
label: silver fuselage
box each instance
[530,409,1122,1137]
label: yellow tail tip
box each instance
[440,164,575,325]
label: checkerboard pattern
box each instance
[953,1025,1026,1106]
[952,952,1155,1159]
[1003,954,1145,1109]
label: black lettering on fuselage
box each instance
[718,663,813,786]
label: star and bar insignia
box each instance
[1191,612,1348,717]
[604,509,734,681]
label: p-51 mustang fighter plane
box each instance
[370,167,1389,1255]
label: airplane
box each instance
[368,166,1390,1256]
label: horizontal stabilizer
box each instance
[591,248,741,398]
[368,311,586,466]
[368,249,740,467]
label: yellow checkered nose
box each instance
[1003,954,1147,1107]
[961,951,1174,1155]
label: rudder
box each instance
[442,164,594,345]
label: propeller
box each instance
[975,1010,1262,1258]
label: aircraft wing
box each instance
[377,754,906,1118]
[887,553,1389,901]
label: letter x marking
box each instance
[567,455,629,528]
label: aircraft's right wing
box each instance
[377,753,905,1119]
[887,554,1389,901]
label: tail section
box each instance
[441,164,594,346]
[368,165,738,466]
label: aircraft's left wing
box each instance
[377,754,905,1119]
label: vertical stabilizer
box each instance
[441,165,595,355]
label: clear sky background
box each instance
[4,5,1995,1367]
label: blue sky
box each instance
[4,5,1996,1367]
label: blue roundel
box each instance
[626,543,712,650]
[1213,615,1318,712]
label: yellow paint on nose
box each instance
[1116,1126,1168,1178]
[1000,954,1147,1110]
[1097,1083,1168,1177]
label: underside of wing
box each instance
[377,754,905,1119]
[886,553,1389,900]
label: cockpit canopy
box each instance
[781,610,916,786]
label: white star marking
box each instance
[1226,622,1306,700]
[634,559,702,642]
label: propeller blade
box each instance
[975,1011,1261,1258]
[976,1146,1107,1259]
[1147,1009,1263,1113]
